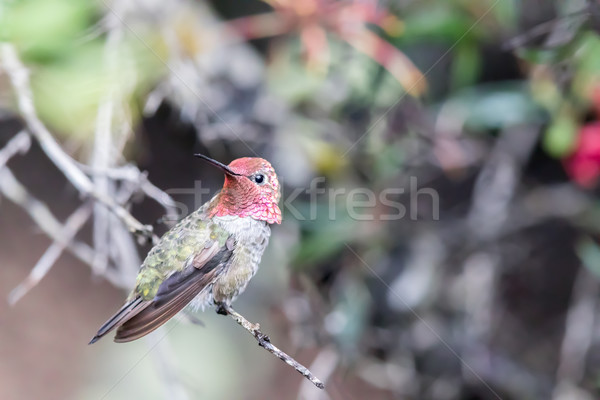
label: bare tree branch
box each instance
[1,43,157,243]
[8,202,94,305]
[76,163,180,225]
[503,5,597,50]
[298,347,338,400]
[0,168,127,289]
[220,304,325,390]
[0,130,30,168]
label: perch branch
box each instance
[220,304,325,390]
[1,43,157,244]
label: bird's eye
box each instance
[253,174,265,184]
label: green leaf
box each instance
[543,113,578,158]
[30,37,164,139]
[572,32,600,99]
[5,0,97,62]
[399,6,480,44]
[451,43,481,90]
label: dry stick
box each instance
[107,181,145,285]
[140,179,180,226]
[91,96,114,276]
[75,162,180,225]
[8,203,94,305]
[221,304,325,390]
[91,12,127,277]
[503,7,596,50]
[0,168,128,290]
[0,132,89,261]
[1,44,157,244]
[298,347,339,399]
[0,130,30,168]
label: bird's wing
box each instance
[114,242,233,342]
[89,240,233,344]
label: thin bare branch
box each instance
[75,162,180,225]
[0,168,128,289]
[221,304,325,390]
[0,130,30,169]
[87,165,179,223]
[91,103,112,275]
[107,180,144,285]
[1,43,157,243]
[298,347,338,400]
[8,203,94,305]
[503,6,597,50]
[140,179,180,225]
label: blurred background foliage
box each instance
[3,0,600,399]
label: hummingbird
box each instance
[89,154,281,344]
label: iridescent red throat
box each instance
[209,179,281,224]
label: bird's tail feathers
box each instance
[88,297,149,344]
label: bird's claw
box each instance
[215,304,228,316]
[259,333,270,342]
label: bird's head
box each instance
[195,154,282,224]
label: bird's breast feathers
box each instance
[196,215,271,307]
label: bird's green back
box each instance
[132,208,230,300]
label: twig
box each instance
[0,168,93,263]
[0,168,128,289]
[503,6,597,50]
[140,179,180,225]
[91,6,129,277]
[91,95,113,275]
[8,202,94,305]
[220,304,325,390]
[298,347,338,400]
[107,180,144,285]
[0,130,31,168]
[0,131,102,305]
[1,43,157,243]
[76,163,180,225]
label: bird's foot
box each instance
[257,332,270,343]
[215,304,228,316]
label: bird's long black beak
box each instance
[194,154,241,176]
